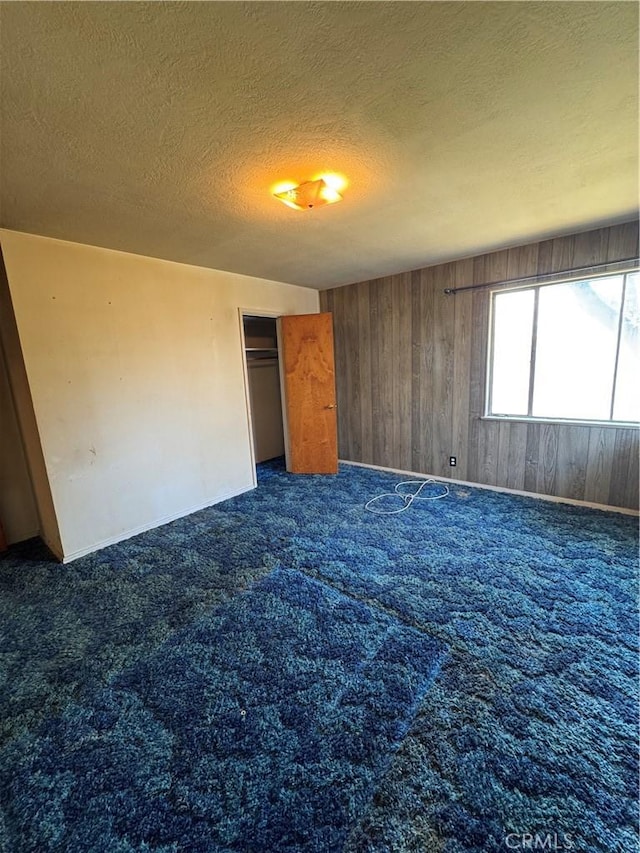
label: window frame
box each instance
[485,266,640,428]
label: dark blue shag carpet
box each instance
[1,568,444,852]
[1,458,638,852]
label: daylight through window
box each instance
[487,269,640,424]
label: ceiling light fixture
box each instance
[274,178,343,211]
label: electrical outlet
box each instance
[449,456,457,467]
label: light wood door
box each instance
[278,312,338,474]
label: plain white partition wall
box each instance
[0,230,318,560]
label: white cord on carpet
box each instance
[365,479,449,514]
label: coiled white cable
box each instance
[365,479,449,514]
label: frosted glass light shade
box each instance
[274,178,342,210]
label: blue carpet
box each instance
[1,568,444,851]
[1,458,638,852]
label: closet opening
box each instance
[240,313,285,475]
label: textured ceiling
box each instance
[1,2,638,289]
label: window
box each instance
[487,269,640,425]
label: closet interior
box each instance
[243,315,285,464]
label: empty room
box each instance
[0,3,638,852]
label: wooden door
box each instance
[278,312,338,474]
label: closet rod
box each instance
[443,257,639,295]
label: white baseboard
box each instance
[61,483,256,563]
[340,459,639,517]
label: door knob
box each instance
[324,404,337,410]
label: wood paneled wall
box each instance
[320,222,639,509]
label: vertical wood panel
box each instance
[373,277,394,464]
[324,221,639,509]
[390,275,402,470]
[466,258,489,483]
[356,281,374,464]
[524,423,541,493]
[343,284,362,460]
[368,278,383,463]
[392,272,413,470]
[551,233,576,273]
[411,268,435,474]
[537,239,554,275]
[623,432,639,510]
[379,277,395,465]
[507,242,540,280]
[505,422,528,491]
[477,420,500,486]
[606,222,639,263]
[556,426,590,500]
[584,427,616,505]
[431,264,455,478]
[496,421,511,486]
[328,287,349,459]
[451,259,474,481]
[573,228,609,267]
[537,423,559,495]
[610,428,639,508]
[410,270,423,472]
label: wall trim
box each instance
[341,459,640,517]
[61,482,256,563]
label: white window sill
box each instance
[481,415,639,430]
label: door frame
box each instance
[238,308,284,487]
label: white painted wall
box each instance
[0,230,318,560]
